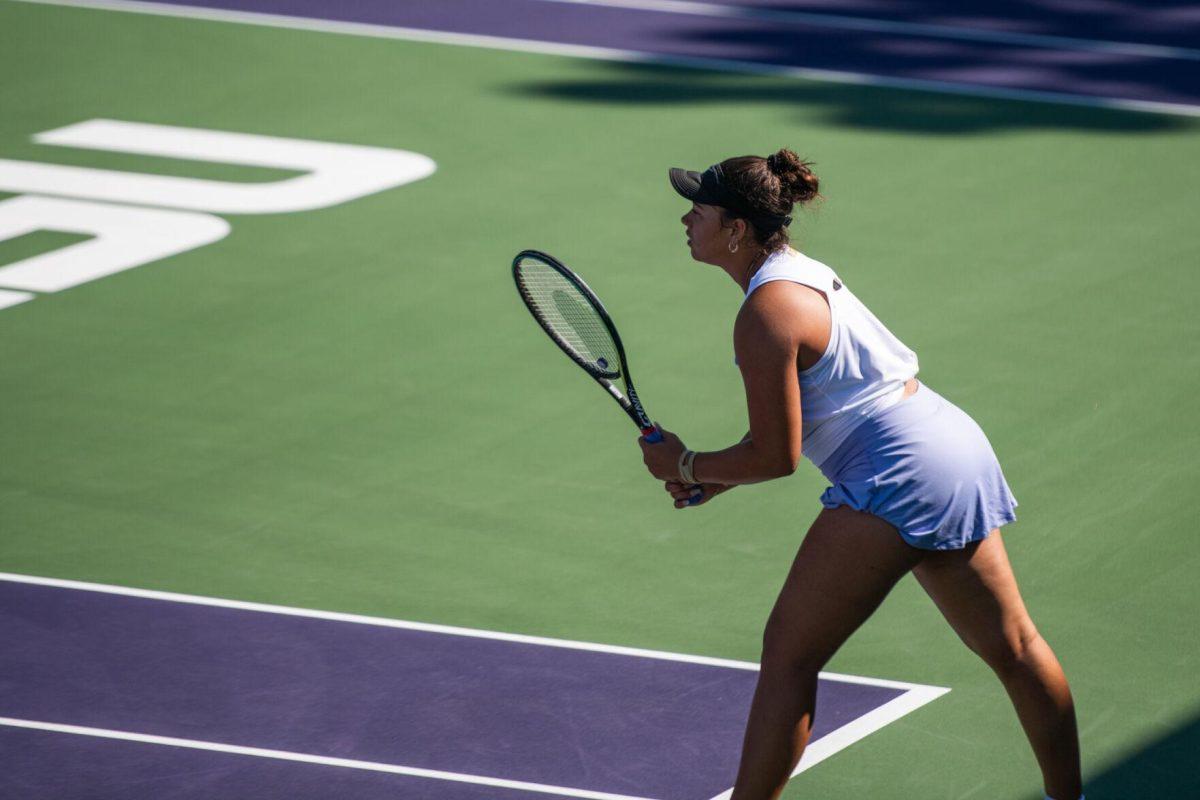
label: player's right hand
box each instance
[663,481,731,509]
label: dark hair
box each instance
[719,149,821,252]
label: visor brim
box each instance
[668,167,703,201]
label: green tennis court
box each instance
[1,1,1198,797]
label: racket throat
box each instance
[610,381,652,431]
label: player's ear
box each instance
[733,217,749,243]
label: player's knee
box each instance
[972,621,1043,676]
[759,611,829,676]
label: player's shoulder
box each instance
[734,284,820,360]
[738,279,827,331]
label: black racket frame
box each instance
[512,249,654,434]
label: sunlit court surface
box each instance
[1,1,1197,798]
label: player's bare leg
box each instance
[914,532,1082,800]
[729,506,923,800]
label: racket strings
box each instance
[516,261,622,379]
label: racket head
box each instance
[512,250,628,382]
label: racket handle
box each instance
[640,427,702,505]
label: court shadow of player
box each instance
[506,61,1195,136]
[1021,710,1200,799]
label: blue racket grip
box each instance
[686,488,704,506]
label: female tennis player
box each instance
[638,150,1083,800]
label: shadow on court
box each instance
[507,62,1198,136]
[1082,711,1200,798]
[740,1,1200,50]
[1016,711,1200,800]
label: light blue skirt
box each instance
[816,384,1018,551]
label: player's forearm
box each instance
[691,436,798,486]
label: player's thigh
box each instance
[762,505,923,671]
[911,531,1039,666]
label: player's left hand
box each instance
[664,481,729,508]
[638,425,687,482]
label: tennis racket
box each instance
[512,250,704,505]
[512,249,663,443]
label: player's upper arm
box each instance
[733,281,822,475]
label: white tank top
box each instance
[743,248,919,468]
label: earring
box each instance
[728,239,739,253]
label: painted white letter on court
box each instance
[0,288,33,310]
[0,119,437,214]
[0,196,230,293]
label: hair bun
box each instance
[766,148,820,206]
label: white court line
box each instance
[0,716,660,800]
[0,570,937,684]
[704,683,949,800]
[539,0,1200,61]
[0,571,949,795]
[9,0,1200,117]
[0,570,761,670]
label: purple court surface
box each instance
[0,574,947,799]
[56,0,1200,112]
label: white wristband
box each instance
[680,450,698,484]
